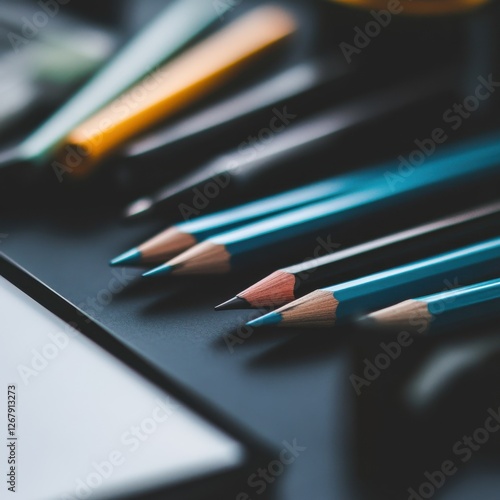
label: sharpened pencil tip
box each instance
[246,312,282,328]
[142,264,173,278]
[215,296,250,311]
[124,197,153,219]
[109,248,141,266]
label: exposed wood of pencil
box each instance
[63,6,297,176]
[367,300,431,333]
[168,241,231,275]
[239,270,297,308]
[277,290,338,328]
[138,227,196,263]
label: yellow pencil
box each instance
[61,6,297,178]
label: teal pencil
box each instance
[361,277,500,334]
[1,0,229,175]
[247,237,500,328]
[111,166,393,266]
[144,131,500,277]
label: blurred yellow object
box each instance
[329,0,489,15]
[62,6,296,178]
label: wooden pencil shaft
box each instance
[138,228,196,263]
[239,270,298,308]
[280,290,338,328]
[168,241,231,274]
[366,300,432,333]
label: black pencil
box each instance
[120,54,353,174]
[216,201,500,310]
[248,237,500,329]
[124,68,455,219]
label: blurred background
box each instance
[2,1,500,499]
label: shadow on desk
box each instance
[351,320,500,500]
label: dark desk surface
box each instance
[1,206,358,500]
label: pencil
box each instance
[61,6,297,177]
[360,277,500,334]
[121,54,353,173]
[216,200,500,309]
[143,131,500,277]
[247,237,500,329]
[111,167,392,266]
[0,0,230,178]
[123,68,455,219]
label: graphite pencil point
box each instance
[215,296,250,311]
